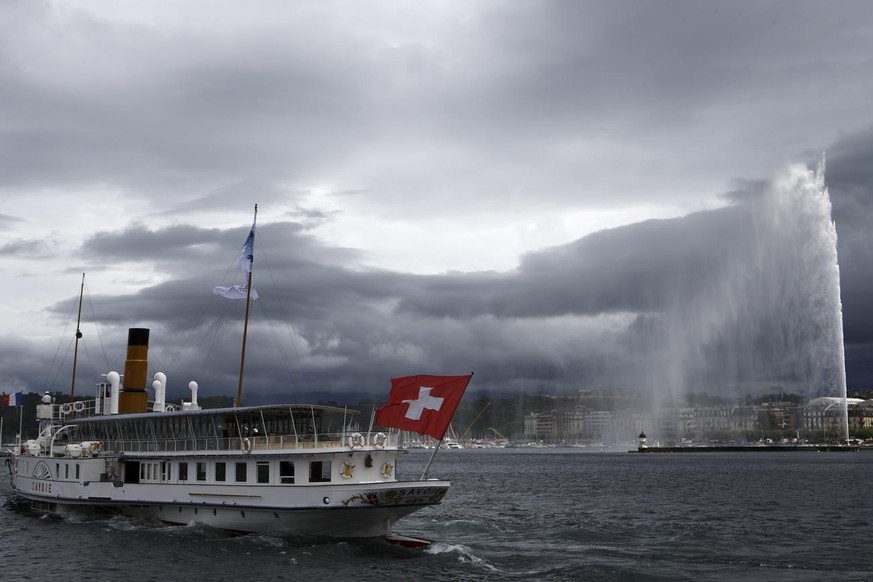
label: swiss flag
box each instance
[375,374,473,440]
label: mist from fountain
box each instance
[642,159,848,439]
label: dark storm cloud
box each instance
[3,2,873,403]
[77,221,361,273]
[395,207,752,319]
[80,224,225,264]
[0,336,65,392]
[27,214,620,397]
[0,6,379,199]
[3,122,870,403]
[827,127,873,346]
[5,119,865,403]
[3,1,872,218]
[0,237,58,258]
[0,214,23,230]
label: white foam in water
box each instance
[426,542,501,573]
[438,518,495,531]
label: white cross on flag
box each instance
[375,374,473,440]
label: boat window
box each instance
[65,464,69,479]
[309,461,331,483]
[215,462,226,482]
[279,461,294,484]
[235,462,247,483]
[179,462,188,481]
[256,461,269,484]
[196,461,206,481]
[125,461,140,483]
[76,464,80,480]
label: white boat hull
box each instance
[11,471,448,537]
[10,451,449,538]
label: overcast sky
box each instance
[2,1,872,404]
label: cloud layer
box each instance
[1,2,872,403]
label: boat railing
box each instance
[51,399,98,421]
[99,431,396,455]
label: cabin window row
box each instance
[136,459,331,484]
[55,462,80,481]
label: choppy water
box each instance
[2,449,872,581]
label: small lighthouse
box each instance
[638,431,648,451]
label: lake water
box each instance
[2,449,872,581]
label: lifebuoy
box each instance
[62,403,72,414]
[242,438,252,453]
[348,433,364,449]
[372,432,387,448]
[73,401,85,412]
[340,462,354,479]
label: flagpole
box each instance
[236,204,258,408]
[18,401,24,449]
[420,437,444,480]
[70,273,85,400]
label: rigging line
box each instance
[165,233,251,373]
[163,295,219,372]
[167,307,228,381]
[83,281,111,372]
[78,340,102,386]
[148,347,167,378]
[48,339,76,395]
[167,290,238,382]
[41,293,80,390]
[255,300,302,386]
[197,311,234,383]
[254,230,309,386]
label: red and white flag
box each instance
[375,374,473,440]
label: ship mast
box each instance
[69,272,85,400]
[236,204,258,407]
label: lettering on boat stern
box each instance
[341,486,448,507]
[30,461,53,493]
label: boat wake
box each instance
[430,517,505,534]
[426,542,501,572]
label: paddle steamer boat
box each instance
[8,328,450,542]
[6,208,470,544]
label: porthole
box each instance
[323,496,330,505]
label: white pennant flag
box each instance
[213,284,259,300]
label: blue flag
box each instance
[239,226,255,273]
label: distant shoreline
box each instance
[631,445,867,453]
